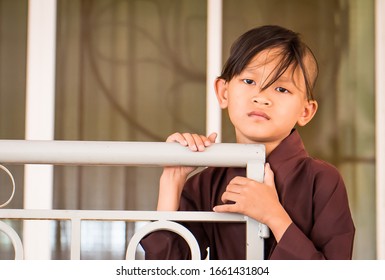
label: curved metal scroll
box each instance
[126,220,201,260]
[0,165,16,208]
[0,221,24,259]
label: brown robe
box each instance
[141,129,355,259]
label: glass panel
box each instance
[0,0,27,259]
[222,0,375,259]
[54,0,207,259]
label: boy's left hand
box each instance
[213,163,292,241]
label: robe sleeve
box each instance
[270,166,355,260]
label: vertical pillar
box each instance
[24,0,57,259]
[206,0,222,141]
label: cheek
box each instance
[226,103,244,127]
[274,103,304,125]
[275,97,304,114]
[227,98,245,117]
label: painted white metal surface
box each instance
[25,1,57,141]
[375,0,385,260]
[0,165,15,208]
[246,161,269,259]
[127,220,202,260]
[0,141,266,260]
[24,0,57,260]
[0,209,247,222]
[0,221,24,260]
[206,0,223,141]
[0,209,263,260]
[0,141,264,167]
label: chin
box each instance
[237,134,273,144]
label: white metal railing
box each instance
[0,140,267,260]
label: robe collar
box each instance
[266,129,309,179]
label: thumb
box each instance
[264,163,275,187]
[207,132,217,143]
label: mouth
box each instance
[247,111,271,120]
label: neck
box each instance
[235,131,293,157]
[263,141,282,156]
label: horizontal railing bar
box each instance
[0,140,265,167]
[0,209,246,222]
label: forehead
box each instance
[243,48,308,89]
[246,48,282,67]
[245,48,292,74]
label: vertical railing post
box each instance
[70,218,81,260]
[246,160,269,260]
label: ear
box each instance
[297,100,318,126]
[214,78,229,109]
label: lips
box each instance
[247,111,271,120]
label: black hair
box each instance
[218,25,318,100]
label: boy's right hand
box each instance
[157,132,217,211]
[163,132,218,176]
[166,132,218,152]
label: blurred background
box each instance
[0,0,379,259]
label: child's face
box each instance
[215,48,317,148]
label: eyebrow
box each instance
[275,74,293,83]
[275,73,305,93]
[266,70,305,92]
[243,67,293,84]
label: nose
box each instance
[252,96,272,106]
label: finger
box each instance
[166,132,188,146]
[213,204,237,213]
[264,163,275,187]
[169,132,216,152]
[191,134,206,151]
[228,176,249,186]
[221,191,239,204]
[206,132,218,146]
[181,133,200,151]
[224,182,244,194]
[197,132,217,148]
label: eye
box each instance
[275,86,290,93]
[242,79,256,85]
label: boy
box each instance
[141,25,355,259]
